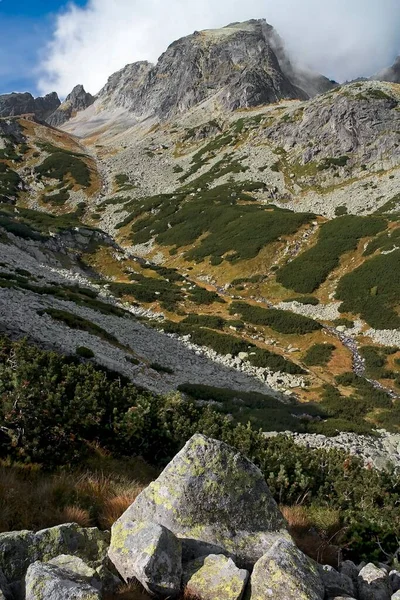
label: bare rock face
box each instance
[25,561,101,600]
[183,554,249,600]
[249,538,324,600]
[108,520,182,597]
[0,92,60,120]
[265,81,400,171]
[47,85,95,127]
[94,19,333,121]
[114,434,289,569]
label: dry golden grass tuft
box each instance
[0,453,155,533]
[281,504,344,567]
[106,580,152,600]
[99,491,143,530]
[61,506,92,528]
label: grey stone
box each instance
[340,560,360,587]
[0,568,11,600]
[319,564,355,598]
[49,555,101,590]
[108,520,182,597]
[183,554,249,600]
[392,591,400,600]
[249,538,324,600]
[25,561,101,600]
[116,434,289,568]
[390,570,400,593]
[358,563,391,600]
[0,524,109,584]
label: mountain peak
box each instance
[46,84,95,127]
[65,19,334,132]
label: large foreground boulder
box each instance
[183,553,249,600]
[25,561,101,600]
[249,538,324,600]
[116,434,289,568]
[0,523,109,584]
[108,520,182,597]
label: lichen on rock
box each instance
[108,519,182,597]
[183,553,249,600]
[249,537,324,600]
[115,434,289,568]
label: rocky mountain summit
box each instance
[0,434,399,600]
[47,85,95,127]
[64,19,334,131]
[0,91,60,121]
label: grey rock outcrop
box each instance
[0,523,109,585]
[183,553,249,600]
[319,564,355,598]
[108,520,182,597]
[357,563,391,600]
[47,85,95,127]
[48,555,101,589]
[115,434,289,569]
[25,561,101,600]
[266,81,400,171]
[249,538,324,600]
[0,92,60,120]
[92,19,333,122]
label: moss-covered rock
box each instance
[108,520,182,597]
[25,561,101,600]
[249,538,324,600]
[0,524,109,584]
[183,553,249,600]
[117,434,289,569]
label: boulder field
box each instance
[0,434,398,599]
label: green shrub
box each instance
[336,250,400,328]
[126,183,313,264]
[35,153,91,188]
[182,314,226,329]
[76,346,95,359]
[0,163,22,200]
[42,309,118,344]
[286,296,319,306]
[303,344,336,366]
[277,215,386,293]
[230,301,321,334]
[150,363,174,374]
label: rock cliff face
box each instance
[46,85,95,127]
[0,92,60,121]
[90,19,334,122]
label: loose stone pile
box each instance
[1,435,399,599]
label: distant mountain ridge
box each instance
[0,91,60,121]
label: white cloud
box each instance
[38,0,400,97]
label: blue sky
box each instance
[0,0,87,95]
